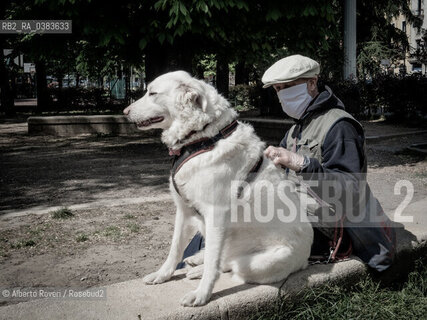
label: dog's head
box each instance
[124,71,233,144]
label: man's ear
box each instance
[307,77,318,97]
[176,82,208,112]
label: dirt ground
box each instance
[0,117,426,306]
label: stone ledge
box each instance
[366,130,427,142]
[27,115,159,136]
[239,117,293,143]
[27,115,427,144]
[26,115,293,142]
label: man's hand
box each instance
[264,146,305,172]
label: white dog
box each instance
[123,71,313,307]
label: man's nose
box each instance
[123,105,132,115]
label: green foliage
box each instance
[378,74,427,122]
[2,0,424,116]
[325,75,427,122]
[51,208,74,219]
[229,85,257,111]
[76,233,89,242]
[10,239,36,249]
[357,41,402,79]
[126,223,140,233]
[102,226,121,239]
[253,259,427,320]
[197,54,216,78]
[47,87,120,112]
[409,29,427,64]
[325,80,365,117]
[75,41,120,82]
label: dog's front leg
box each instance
[181,207,226,307]
[143,202,193,285]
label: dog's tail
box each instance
[229,246,307,284]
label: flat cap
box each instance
[262,54,320,88]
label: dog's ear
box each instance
[177,82,208,112]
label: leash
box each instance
[290,137,352,264]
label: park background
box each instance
[1,0,426,123]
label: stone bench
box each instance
[27,115,156,136]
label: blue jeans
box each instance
[176,232,205,269]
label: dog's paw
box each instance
[180,289,210,307]
[183,250,204,267]
[186,265,204,280]
[142,270,172,285]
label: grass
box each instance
[76,233,89,242]
[126,222,140,233]
[50,207,74,219]
[253,260,427,320]
[102,226,121,238]
[414,171,427,179]
[10,239,36,249]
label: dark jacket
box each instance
[281,86,396,272]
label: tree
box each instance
[2,0,422,114]
[0,47,15,116]
[355,0,422,79]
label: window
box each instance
[402,21,406,33]
[412,63,422,73]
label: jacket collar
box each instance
[297,85,345,124]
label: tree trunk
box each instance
[216,54,229,97]
[145,42,169,83]
[0,53,15,116]
[235,61,249,85]
[124,67,131,105]
[0,0,14,115]
[75,72,80,88]
[172,37,194,74]
[35,59,49,112]
[58,75,63,90]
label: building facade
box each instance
[393,0,427,75]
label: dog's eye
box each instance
[149,92,157,96]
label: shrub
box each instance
[45,87,126,113]
[51,208,74,219]
[325,80,365,118]
[324,75,427,122]
[378,74,427,123]
[103,226,121,238]
[76,233,89,242]
[229,84,257,111]
[127,223,140,233]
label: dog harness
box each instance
[170,119,263,200]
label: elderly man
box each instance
[262,54,395,271]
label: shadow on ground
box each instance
[0,132,171,212]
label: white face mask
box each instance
[277,83,313,119]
